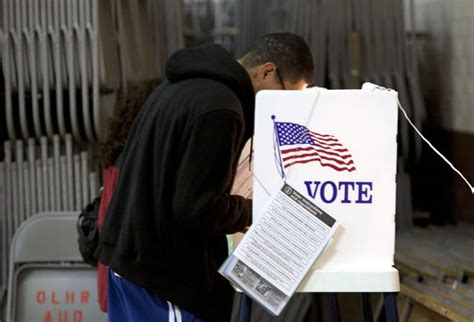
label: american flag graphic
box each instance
[273,117,356,176]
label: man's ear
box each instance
[256,62,277,81]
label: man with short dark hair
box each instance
[239,33,314,88]
[97,33,314,322]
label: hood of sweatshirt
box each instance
[165,44,255,139]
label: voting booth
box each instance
[252,86,400,293]
[230,86,401,321]
[224,83,400,321]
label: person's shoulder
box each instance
[184,78,239,99]
[178,78,243,113]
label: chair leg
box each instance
[328,293,341,322]
[361,293,373,322]
[383,293,399,322]
[238,293,252,322]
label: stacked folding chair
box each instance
[236,0,425,231]
[183,0,236,52]
[5,212,107,321]
[0,0,185,304]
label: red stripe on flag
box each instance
[310,135,344,148]
[283,157,356,172]
[281,144,350,154]
[310,132,339,143]
[281,150,355,166]
[309,132,344,145]
[281,146,352,159]
[310,132,336,139]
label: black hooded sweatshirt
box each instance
[97,44,254,321]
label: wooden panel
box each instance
[396,225,474,322]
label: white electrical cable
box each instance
[363,82,474,194]
[398,101,474,194]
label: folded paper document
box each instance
[220,182,338,315]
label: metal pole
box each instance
[238,293,252,322]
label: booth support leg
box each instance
[361,293,373,322]
[383,293,399,322]
[305,293,323,322]
[328,293,341,322]
[238,293,252,322]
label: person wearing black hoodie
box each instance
[97,33,314,322]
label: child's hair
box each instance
[98,78,163,167]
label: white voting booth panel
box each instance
[253,88,400,292]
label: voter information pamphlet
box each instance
[220,183,339,315]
